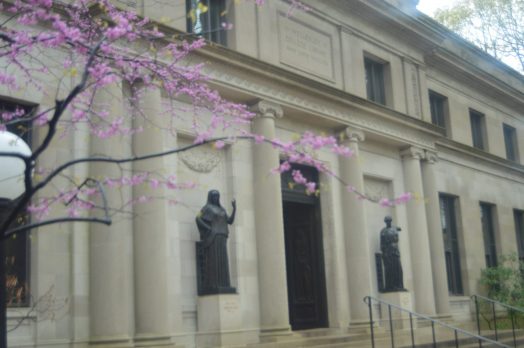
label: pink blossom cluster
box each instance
[27,185,98,220]
[0,0,413,228]
[27,172,198,220]
[378,192,413,207]
[265,131,354,195]
[2,0,253,141]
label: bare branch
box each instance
[4,217,111,237]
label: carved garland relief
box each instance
[179,145,222,173]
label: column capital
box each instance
[424,150,438,164]
[400,146,425,160]
[250,100,283,119]
[341,126,365,143]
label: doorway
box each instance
[281,165,328,330]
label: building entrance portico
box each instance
[282,165,329,331]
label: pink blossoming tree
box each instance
[0,0,412,346]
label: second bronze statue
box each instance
[380,216,406,292]
[195,190,237,295]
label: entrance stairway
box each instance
[249,325,524,347]
[248,295,524,347]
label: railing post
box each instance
[409,312,415,348]
[454,330,459,348]
[472,294,524,347]
[365,297,376,348]
[431,321,436,348]
[388,304,395,348]
[510,311,516,347]
[492,301,498,341]
[473,295,482,348]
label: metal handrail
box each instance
[364,296,510,348]
[471,294,524,347]
[471,294,524,315]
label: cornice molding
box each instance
[196,47,442,150]
[436,138,524,177]
[210,64,436,149]
[308,1,523,104]
[425,49,524,109]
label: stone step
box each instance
[394,328,524,348]
[249,328,392,348]
[249,321,524,348]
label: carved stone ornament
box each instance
[425,150,438,164]
[115,0,137,8]
[364,178,391,202]
[250,100,284,119]
[341,127,365,143]
[411,65,421,117]
[179,145,222,173]
[400,146,425,160]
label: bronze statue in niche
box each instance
[195,190,236,295]
[380,216,406,292]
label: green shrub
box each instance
[480,253,524,308]
[478,254,524,330]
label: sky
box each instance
[416,0,459,16]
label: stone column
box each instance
[89,81,134,346]
[422,151,450,315]
[401,146,436,315]
[339,127,373,324]
[132,85,173,346]
[251,101,291,338]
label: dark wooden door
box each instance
[283,200,328,330]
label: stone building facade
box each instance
[4,0,524,347]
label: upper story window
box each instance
[480,202,498,268]
[186,0,227,45]
[439,194,463,295]
[364,57,387,105]
[503,124,519,162]
[429,90,448,131]
[469,109,487,150]
[515,209,524,262]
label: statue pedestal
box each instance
[196,294,244,347]
[379,291,414,330]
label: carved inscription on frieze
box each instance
[278,15,334,80]
[115,0,137,8]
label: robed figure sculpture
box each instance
[195,190,236,295]
[380,216,406,292]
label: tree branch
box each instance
[4,216,111,237]
[0,37,106,237]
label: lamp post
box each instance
[0,131,32,348]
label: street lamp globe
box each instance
[0,131,31,200]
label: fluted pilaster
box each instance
[339,127,373,323]
[89,80,134,346]
[250,101,291,337]
[422,150,450,315]
[132,85,173,346]
[401,146,436,315]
